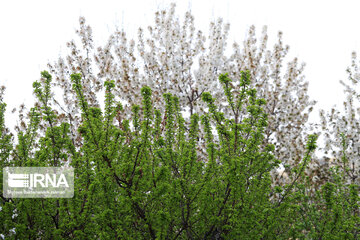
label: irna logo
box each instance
[3,167,74,198]
[8,173,69,188]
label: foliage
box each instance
[0,71,358,239]
[0,4,359,239]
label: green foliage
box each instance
[0,72,359,239]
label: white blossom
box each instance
[44,4,315,184]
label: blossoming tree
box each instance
[45,4,315,178]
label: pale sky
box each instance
[1,0,360,128]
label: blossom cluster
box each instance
[42,4,316,185]
[319,52,360,185]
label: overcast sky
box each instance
[1,0,360,127]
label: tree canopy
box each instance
[0,4,359,239]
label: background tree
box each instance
[46,4,315,180]
[318,51,360,186]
